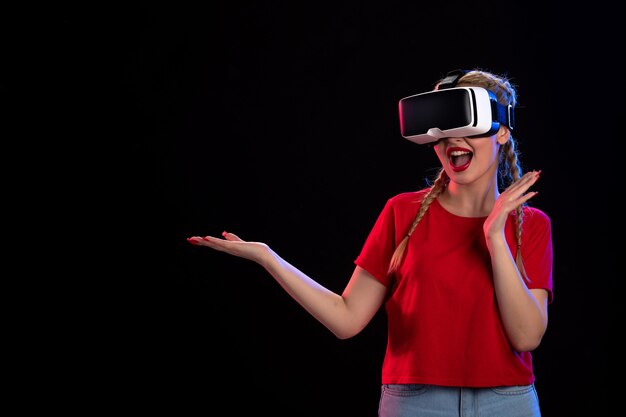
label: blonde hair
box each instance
[388,69,529,281]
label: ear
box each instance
[496,126,510,145]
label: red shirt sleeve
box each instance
[520,207,554,303]
[354,197,400,288]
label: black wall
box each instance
[58,2,623,416]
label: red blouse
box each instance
[355,189,553,387]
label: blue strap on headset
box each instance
[493,101,515,131]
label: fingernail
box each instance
[222,231,228,236]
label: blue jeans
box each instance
[379,384,541,417]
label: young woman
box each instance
[187,69,553,417]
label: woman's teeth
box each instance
[450,150,472,167]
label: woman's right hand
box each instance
[187,231,271,264]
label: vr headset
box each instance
[399,69,515,145]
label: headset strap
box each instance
[437,69,469,89]
[492,101,515,131]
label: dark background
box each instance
[43,2,624,416]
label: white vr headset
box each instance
[398,70,515,145]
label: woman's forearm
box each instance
[259,247,357,339]
[487,236,548,352]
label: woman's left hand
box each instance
[483,170,541,240]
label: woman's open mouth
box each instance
[447,147,473,172]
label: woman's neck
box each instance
[438,179,499,218]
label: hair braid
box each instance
[502,138,530,282]
[387,170,449,274]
